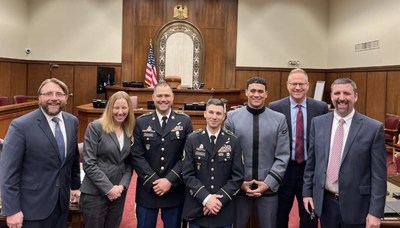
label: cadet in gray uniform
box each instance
[225,77,290,228]
[182,98,244,228]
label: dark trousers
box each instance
[189,223,231,228]
[80,192,127,228]
[136,205,183,228]
[320,193,365,228]
[277,161,318,228]
[23,198,68,228]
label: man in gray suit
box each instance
[269,68,328,228]
[0,78,81,228]
[225,77,290,228]
[303,78,387,227]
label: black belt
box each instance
[325,190,339,200]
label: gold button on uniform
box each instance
[161,166,165,170]
[161,157,165,161]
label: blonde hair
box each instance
[99,91,135,138]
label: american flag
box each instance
[144,43,158,87]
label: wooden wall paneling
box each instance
[50,65,75,114]
[0,62,12,103]
[203,28,226,88]
[279,71,289,99]
[121,0,135,82]
[132,26,161,82]
[235,70,257,103]
[306,72,327,100]
[113,66,122,85]
[11,63,27,99]
[136,0,164,26]
[191,0,226,28]
[27,64,50,96]
[387,71,400,115]
[365,71,386,123]
[73,66,98,116]
[324,72,344,105]
[349,72,367,115]
[225,0,238,89]
[257,71,281,105]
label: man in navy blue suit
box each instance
[269,68,328,228]
[303,78,387,227]
[0,78,81,228]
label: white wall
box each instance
[0,0,28,59]
[328,0,400,68]
[236,0,329,68]
[1,0,122,62]
[1,0,400,68]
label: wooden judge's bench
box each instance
[77,104,208,143]
[106,85,242,110]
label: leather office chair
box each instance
[0,96,10,106]
[130,96,138,109]
[384,116,400,150]
[13,95,28,104]
[165,75,182,89]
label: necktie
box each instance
[161,116,168,131]
[210,135,216,151]
[295,104,304,164]
[52,117,65,161]
[327,118,345,183]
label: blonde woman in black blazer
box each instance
[80,91,135,228]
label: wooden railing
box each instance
[0,101,38,138]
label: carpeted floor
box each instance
[119,152,396,228]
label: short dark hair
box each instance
[331,78,358,94]
[247,77,267,90]
[206,98,226,113]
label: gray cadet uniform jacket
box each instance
[225,106,290,194]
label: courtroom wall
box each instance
[0,0,28,59]
[237,0,329,68]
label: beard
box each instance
[39,101,65,116]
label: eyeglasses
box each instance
[40,92,67,98]
[288,82,308,87]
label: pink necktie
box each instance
[327,118,345,183]
[295,104,304,163]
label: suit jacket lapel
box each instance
[341,112,362,162]
[63,113,74,157]
[324,113,334,164]
[37,110,62,162]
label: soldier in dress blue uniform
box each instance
[132,82,193,228]
[182,98,244,228]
